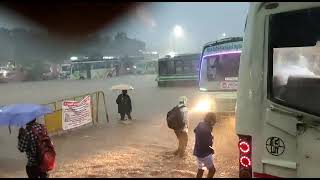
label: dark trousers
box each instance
[174,130,188,155]
[26,165,48,178]
[120,112,132,120]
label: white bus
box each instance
[198,37,242,112]
[236,2,320,178]
[70,58,120,80]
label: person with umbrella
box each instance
[0,104,55,178]
[116,89,133,121]
[18,119,50,178]
[112,84,133,122]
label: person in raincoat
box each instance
[116,90,132,121]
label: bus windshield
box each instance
[205,52,240,81]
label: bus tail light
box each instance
[238,135,252,178]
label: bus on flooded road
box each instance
[70,57,120,80]
[134,60,157,75]
[198,37,242,113]
[156,53,200,87]
[236,2,320,178]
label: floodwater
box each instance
[0,75,238,178]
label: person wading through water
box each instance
[193,112,217,178]
[116,90,132,121]
[18,119,55,178]
[167,96,189,157]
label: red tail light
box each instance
[240,156,251,168]
[239,141,250,154]
[238,135,252,178]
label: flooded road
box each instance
[0,75,238,178]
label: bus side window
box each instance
[175,60,183,74]
[168,61,175,74]
[159,61,168,75]
[207,56,219,80]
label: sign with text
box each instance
[220,81,238,90]
[204,41,242,56]
[62,96,92,130]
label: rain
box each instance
[0,2,250,178]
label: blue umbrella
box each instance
[0,104,53,130]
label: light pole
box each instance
[172,25,184,53]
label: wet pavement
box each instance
[0,75,238,178]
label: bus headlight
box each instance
[199,87,207,91]
[193,99,211,112]
[3,71,8,77]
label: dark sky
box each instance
[0,2,249,57]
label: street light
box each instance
[172,25,184,52]
[173,25,184,38]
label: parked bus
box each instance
[134,60,157,74]
[70,57,120,80]
[236,2,320,178]
[198,37,242,112]
[156,53,200,87]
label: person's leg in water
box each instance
[120,113,125,121]
[26,165,49,178]
[207,165,216,178]
[174,130,181,155]
[196,169,204,178]
[126,112,132,120]
[26,166,38,178]
[179,131,188,157]
[39,171,49,178]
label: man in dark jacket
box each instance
[193,112,216,178]
[116,90,132,121]
[18,119,50,178]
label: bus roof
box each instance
[71,56,120,62]
[203,36,243,48]
[158,53,200,62]
[71,60,119,64]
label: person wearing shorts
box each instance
[193,112,217,178]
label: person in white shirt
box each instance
[174,96,189,157]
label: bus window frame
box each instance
[267,7,320,117]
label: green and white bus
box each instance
[156,53,200,87]
[70,57,120,80]
[134,60,157,74]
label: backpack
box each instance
[31,125,56,172]
[166,105,185,130]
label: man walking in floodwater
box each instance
[193,112,216,178]
[167,96,188,157]
[116,90,132,121]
